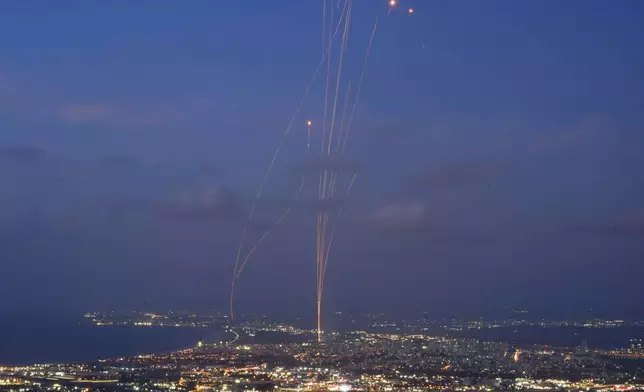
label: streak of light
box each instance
[229,0,350,321]
[234,177,305,279]
[326,0,352,155]
[342,15,379,155]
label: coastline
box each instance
[0,322,228,366]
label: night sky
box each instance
[1,1,643,321]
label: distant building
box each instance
[630,339,644,352]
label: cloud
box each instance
[173,186,236,208]
[156,186,243,222]
[365,201,496,245]
[369,201,428,230]
[0,146,48,164]
[400,117,603,193]
[58,104,109,124]
[45,97,216,128]
[409,161,514,189]
[531,116,605,154]
[0,69,222,129]
[105,186,244,223]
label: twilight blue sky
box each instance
[1,1,643,320]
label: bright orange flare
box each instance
[307,120,312,126]
[389,0,396,7]
[408,8,414,14]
